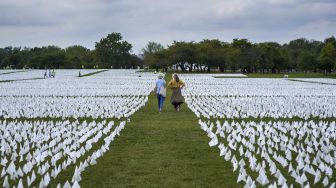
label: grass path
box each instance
[79,70,108,77]
[80,73,237,187]
[0,70,25,75]
[288,79,336,85]
[246,72,336,78]
[0,77,44,83]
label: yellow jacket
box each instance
[168,79,185,89]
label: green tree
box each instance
[197,39,227,72]
[168,41,196,72]
[142,42,165,71]
[0,47,23,68]
[65,45,91,68]
[298,50,316,74]
[256,42,284,73]
[26,46,66,69]
[324,36,336,47]
[153,49,170,72]
[225,48,241,72]
[95,32,132,69]
[319,42,336,73]
[231,39,259,73]
[142,41,164,54]
[126,55,144,69]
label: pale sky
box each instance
[1,0,335,54]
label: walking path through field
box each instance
[79,73,237,187]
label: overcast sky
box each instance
[1,0,335,54]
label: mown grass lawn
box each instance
[140,70,336,78]
[79,73,239,188]
[79,70,108,77]
[246,72,336,78]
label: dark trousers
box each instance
[172,102,183,109]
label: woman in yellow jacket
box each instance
[167,73,185,111]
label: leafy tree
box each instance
[298,50,316,73]
[231,39,258,73]
[0,47,22,68]
[324,36,336,47]
[1,34,336,73]
[152,49,170,72]
[319,42,336,73]
[197,39,227,72]
[65,45,91,68]
[25,46,65,69]
[142,41,164,54]
[126,54,144,69]
[256,42,284,73]
[225,48,241,72]
[168,41,196,72]
[95,32,132,68]
[142,42,165,71]
[287,38,310,50]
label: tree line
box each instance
[1,33,336,73]
[142,37,336,73]
[0,33,143,69]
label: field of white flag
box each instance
[0,70,156,188]
[181,74,336,187]
[0,69,105,81]
[1,70,335,187]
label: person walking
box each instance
[155,73,166,112]
[168,73,185,111]
[48,69,52,78]
[52,69,55,78]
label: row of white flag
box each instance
[201,119,335,187]
[1,119,126,188]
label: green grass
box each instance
[0,77,44,83]
[79,70,108,77]
[246,72,336,78]
[0,70,26,75]
[79,73,238,188]
[288,79,336,85]
[0,80,11,83]
[213,76,247,78]
[138,71,336,79]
